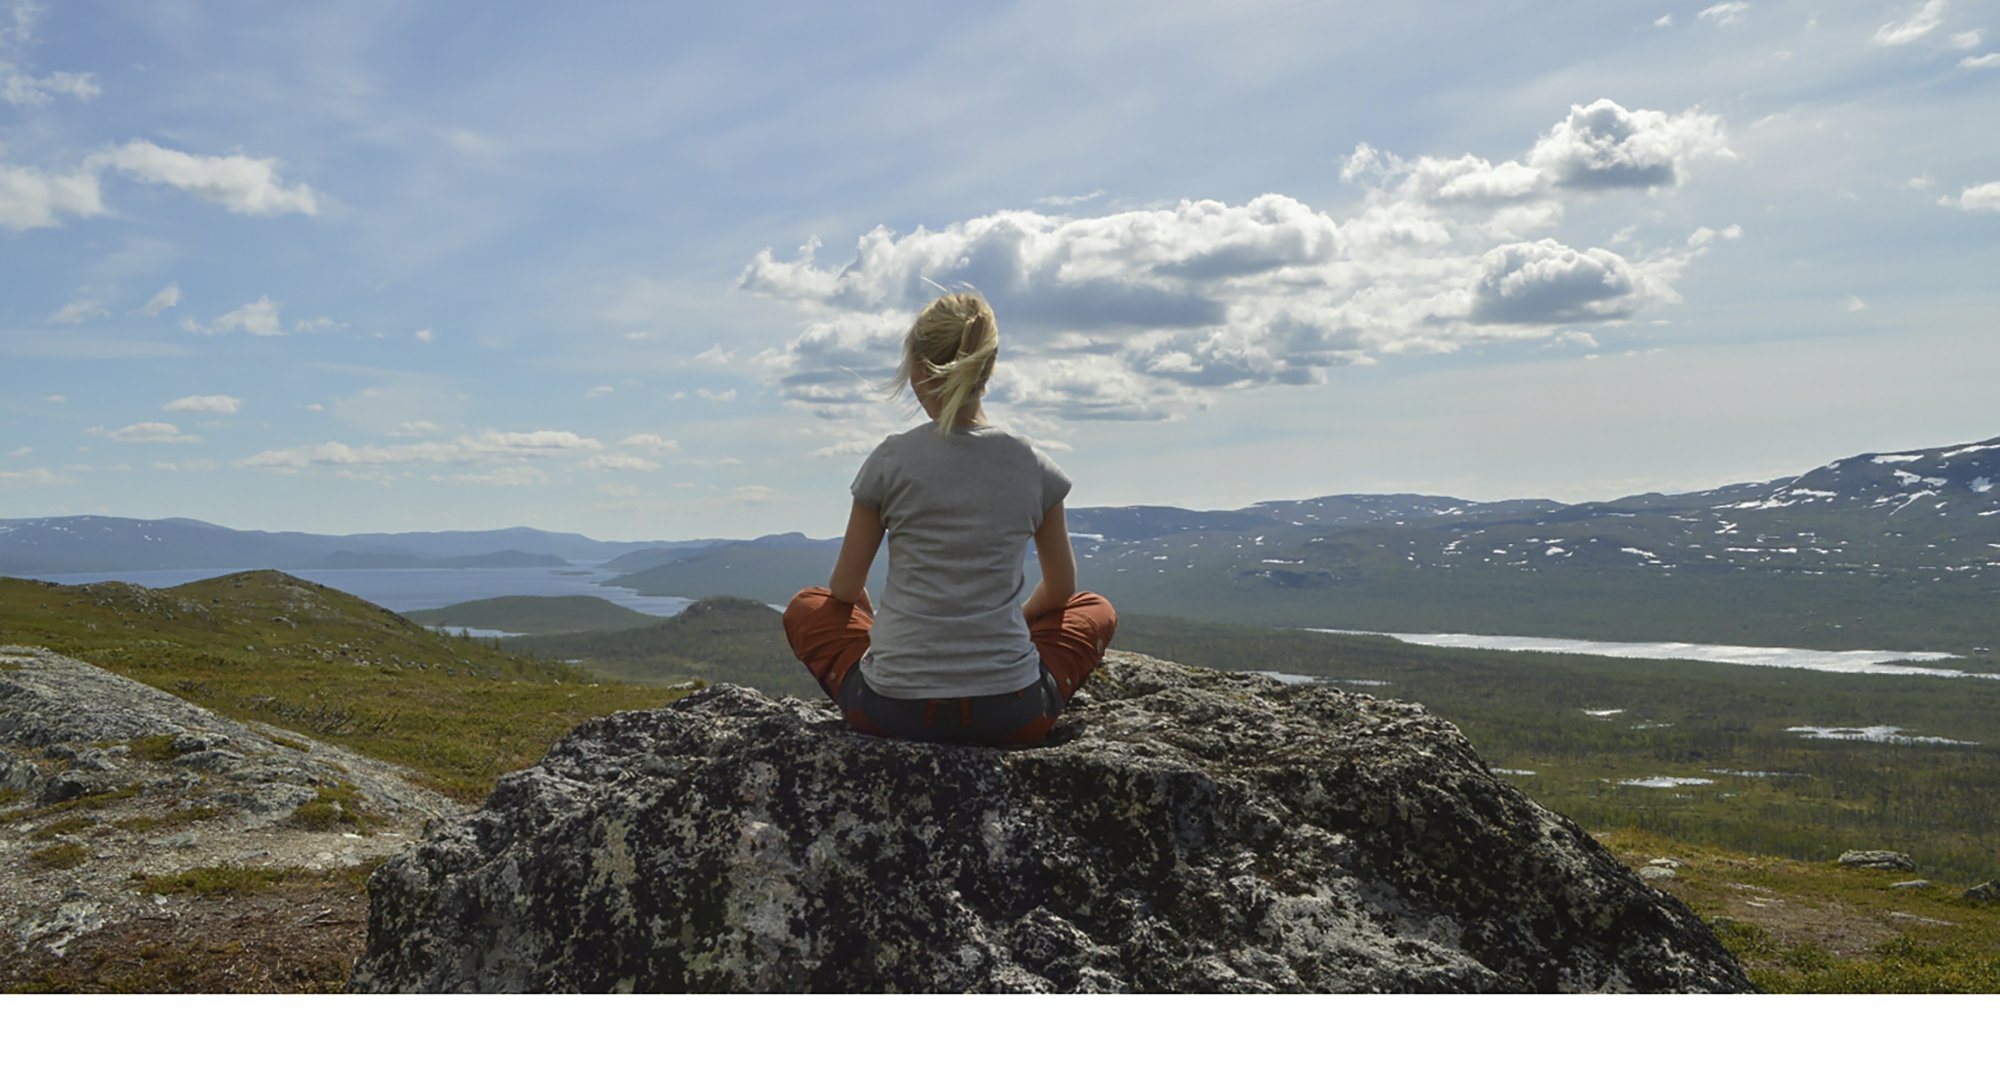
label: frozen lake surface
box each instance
[1304,628,1995,680]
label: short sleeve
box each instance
[1035,443,1072,514]
[850,439,891,508]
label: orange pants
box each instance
[782,587,1117,745]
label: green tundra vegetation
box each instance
[506,596,817,699]
[0,572,693,799]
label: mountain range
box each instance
[5,434,1995,652]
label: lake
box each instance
[1303,628,1997,680]
[18,565,695,618]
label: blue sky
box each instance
[2,0,1995,540]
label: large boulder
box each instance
[348,652,1754,993]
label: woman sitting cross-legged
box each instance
[782,291,1116,746]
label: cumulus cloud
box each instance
[96,422,199,444]
[137,283,180,317]
[415,328,434,343]
[620,434,680,453]
[10,445,29,457]
[1471,241,1674,324]
[385,420,440,437]
[1873,0,1948,45]
[1654,14,1675,28]
[185,296,283,336]
[1697,2,1750,27]
[0,159,105,230]
[91,140,319,216]
[1953,29,1985,48]
[438,466,547,487]
[47,298,105,324]
[1962,51,2000,67]
[293,316,341,333]
[1942,181,2000,211]
[1527,100,1733,190]
[742,100,1728,426]
[163,394,242,415]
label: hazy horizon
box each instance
[4,1,1995,539]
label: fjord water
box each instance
[26,565,693,618]
[1304,629,1996,680]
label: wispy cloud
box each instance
[163,394,242,414]
[93,421,200,444]
[1960,51,2000,68]
[137,283,181,317]
[237,429,605,471]
[184,296,284,336]
[1873,0,1949,46]
[0,1,99,107]
[1697,3,1750,28]
[90,140,320,216]
[47,298,106,324]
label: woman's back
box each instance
[852,420,1069,699]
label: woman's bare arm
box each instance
[828,500,884,613]
[1022,501,1077,623]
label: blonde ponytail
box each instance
[889,291,998,435]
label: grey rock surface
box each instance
[1967,881,1999,903]
[350,651,1754,994]
[0,645,460,956]
[1837,850,1917,872]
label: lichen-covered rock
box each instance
[1967,880,1999,904]
[1838,850,1917,872]
[348,651,1755,994]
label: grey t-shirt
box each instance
[850,421,1072,699]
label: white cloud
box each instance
[137,283,180,317]
[730,485,773,504]
[0,466,71,488]
[185,296,284,336]
[584,385,616,398]
[619,434,680,453]
[1037,190,1106,207]
[305,403,324,412]
[811,438,877,458]
[45,393,64,403]
[1952,29,1985,48]
[1942,181,2000,211]
[0,2,99,107]
[97,421,200,444]
[1527,100,1733,190]
[91,140,320,216]
[236,429,603,471]
[1471,240,1673,324]
[0,159,105,230]
[584,453,659,471]
[163,394,242,415]
[599,483,640,498]
[415,328,434,343]
[1654,14,1675,28]
[743,100,1728,426]
[1844,296,1870,312]
[293,316,341,333]
[386,420,441,437]
[47,298,106,324]
[438,466,548,487]
[696,387,737,402]
[1961,51,2000,67]
[1697,2,1750,27]
[1873,0,1948,45]
[9,445,29,457]
[150,459,217,472]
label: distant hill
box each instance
[0,518,689,575]
[603,435,2000,653]
[403,595,661,635]
[509,596,810,698]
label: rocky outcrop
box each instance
[350,651,1753,993]
[1838,850,1917,872]
[1967,881,1999,904]
[0,645,459,956]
